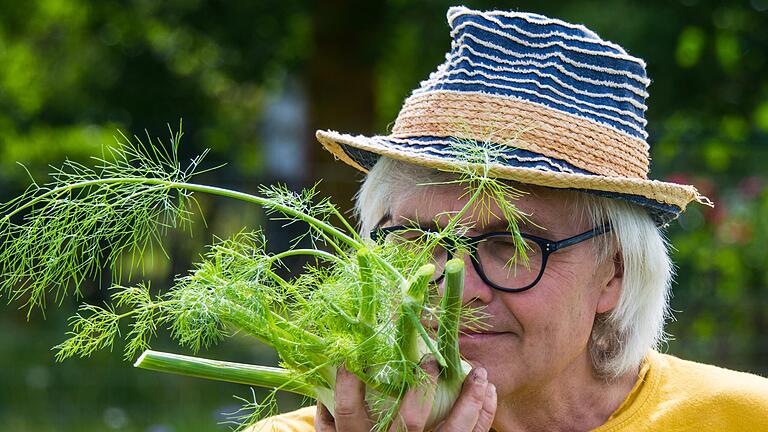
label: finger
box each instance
[315,402,337,432]
[471,384,497,432]
[390,359,440,432]
[436,367,489,432]
[334,366,373,432]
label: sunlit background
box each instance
[1,1,767,431]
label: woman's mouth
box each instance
[458,331,511,341]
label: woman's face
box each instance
[387,183,621,399]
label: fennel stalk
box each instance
[0,125,529,431]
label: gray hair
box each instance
[355,157,673,378]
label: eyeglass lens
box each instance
[384,230,543,290]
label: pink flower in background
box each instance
[738,176,764,200]
[666,172,692,186]
[717,219,753,245]
[667,172,725,226]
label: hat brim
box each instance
[316,129,708,225]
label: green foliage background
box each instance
[1,0,766,431]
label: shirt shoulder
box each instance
[245,406,317,432]
[597,351,768,431]
[656,351,768,405]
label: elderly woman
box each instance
[261,6,768,432]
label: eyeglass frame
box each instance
[370,223,613,293]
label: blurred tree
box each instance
[0,1,313,430]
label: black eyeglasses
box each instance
[371,224,612,293]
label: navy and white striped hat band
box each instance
[316,6,711,224]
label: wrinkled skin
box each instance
[316,363,496,432]
[319,184,637,432]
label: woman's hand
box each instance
[315,363,497,432]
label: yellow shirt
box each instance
[250,351,768,431]
[594,350,768,431]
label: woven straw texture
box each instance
[317,130,703,211]
[314,6,711,223]
[392,91,649,179]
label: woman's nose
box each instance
[458,253,494,305]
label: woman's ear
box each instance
[596,251,624,314]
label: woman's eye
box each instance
[485,237,517,251]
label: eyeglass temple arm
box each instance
[547,224,612,252]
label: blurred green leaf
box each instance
[703,139,731,172]
[715,31,740,72]
[754,101,768,131]
[675,26,705,67]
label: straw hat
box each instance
[316,6,710,225]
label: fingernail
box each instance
[473,367,487,383]
[338,364,352,378]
